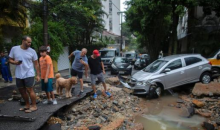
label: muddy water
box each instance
[135,96,206,130]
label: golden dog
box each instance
[55,73,77,98]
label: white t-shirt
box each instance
[9,45,38,79]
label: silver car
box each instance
[119,54,212,97]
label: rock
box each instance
[66,115,72,121]
[105,77,120,85]
[96,90,102,96]
[168,104,175,107]
[192,83,220,96]
[8,98,13,101]
[12,95,21,101]
[88,125,101,130]
[130,123,144,130]
[180,106,194,118]
[176,104,181,108]
[12,90,18,95]
[113,100,118,105]
[47,117,63,125]
[96,118,102,124]
[216,122,220,126]
[122,88,133,94]
[99,116,106,122]
[94,113,100,117]
[112,106,119,112]
[72,108,77,113]
[177,99,184,103]
[195,110,212,118]
[192,99,205,108]
[203,122,215,130]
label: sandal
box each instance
[25,107,38,113]
[19,107,29,111]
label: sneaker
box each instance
[93,93,97,99]
[78,91,83,96]
[53,99,57,105]
[43,100,53,104]
[105,91,111,97]
[42,100,48,104]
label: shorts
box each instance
[16,77,35,88]
[71,69,83,79]
[90,73,105,85]
[41,78,54,92]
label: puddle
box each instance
[135,96,206,130]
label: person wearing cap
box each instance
[39,46,57,105]
[68,48,88,96]
[88,50,111,99]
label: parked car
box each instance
[119,54,212,98]
[207,49,220,75]
[134,58,148,70]
[111,57,132,75]
[124,52,137,65]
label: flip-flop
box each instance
[19,107,30,111]
[25,108,38,113]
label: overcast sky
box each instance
[120,0,127,11]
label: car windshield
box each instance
[114,57,128,63]
[100,50,115,57]
[207,49,219,58]
[143,60,167,73]
[125,53,135,58]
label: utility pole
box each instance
[43,0,48,46]
[117,11,124,56]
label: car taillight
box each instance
[209,61,212,65]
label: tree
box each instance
[126,0,171,60]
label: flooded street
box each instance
[135,96,206,130]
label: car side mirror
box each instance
[163,68,171,73]
[217,54,220,60]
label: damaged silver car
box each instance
[119,54,212,98]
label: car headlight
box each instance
[111,64,117,69]
[127,65,132,68]
[136,80,152,86]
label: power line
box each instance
[111,2,120,11]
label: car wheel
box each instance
[134,66,136,70]
[111,71,114,75]
[200,72,211,84]
[147,83,163,99]
[212,68,220,75]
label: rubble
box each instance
[192,82,220,96]
[105,77,120,85]
[48,83,143,130]
[192,99,205,108]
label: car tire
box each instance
[212,67,220,75]
[111,71,114,75]
[146,83,163,99]
[200,72,211,84]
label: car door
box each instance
[163,59,186,89]
[184,57,203,82]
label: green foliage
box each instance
[24,18,67,61]
[126,0,172,60]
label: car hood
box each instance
[132,70,154,81]
[114,63,130,68]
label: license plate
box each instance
[119,71,124,74]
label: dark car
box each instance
[134,58,148,69]
[111,57,132,75]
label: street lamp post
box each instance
[43,0,48,46]
[117,11,124,56]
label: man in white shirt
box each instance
[9,36,40,113]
